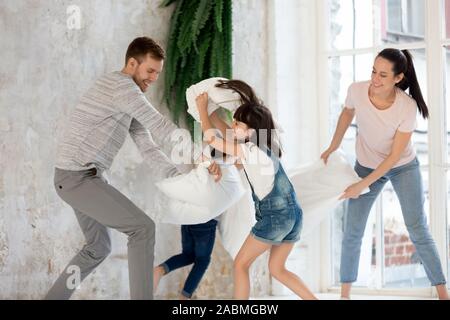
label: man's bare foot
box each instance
[179,294,189,300]
[153,265,166,291]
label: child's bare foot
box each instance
[153,265,166,291]
[179,294,189,300]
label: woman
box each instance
[321,49,449,299]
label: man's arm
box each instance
[116,82,179,151]
[129,118,222,181]
[118,83,222,180]
[129,118,180,178]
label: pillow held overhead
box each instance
[186,77,242,122]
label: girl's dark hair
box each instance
[215,80,282,157]
[377,48,429,119]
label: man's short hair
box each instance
[125,37,165,65]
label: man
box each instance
[45,37,220,300]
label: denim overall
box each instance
[243,148,303,245]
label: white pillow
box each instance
[186,78,285,134]
[186,77,242,122]
[156,198,214,225]
[288,150,369,237]
[154,162,246,224]
[218,170,256,259]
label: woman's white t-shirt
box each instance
[240,142,275,200]
[345,81,418,169]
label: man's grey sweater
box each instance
[56,71,179,177]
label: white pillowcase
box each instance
[288,150,369,237]
[186,77,242,122]
[186,77,285,134]
[218,170,256,259]
[154,161,246,224]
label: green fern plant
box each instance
[161,0,233,135]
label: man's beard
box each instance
[132,75,146,92]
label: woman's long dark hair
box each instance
[215,79,282,157]
[377,48,429,119]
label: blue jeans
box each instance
[340,158,446,286]
[161,219,217,298]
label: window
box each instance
[386,0,425,41]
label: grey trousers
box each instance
[45,167,155,300]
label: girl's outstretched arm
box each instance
[196,92,244,158]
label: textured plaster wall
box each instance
[0,0,271,299]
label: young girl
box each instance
[321,49,449,299]
[196,80,317,300]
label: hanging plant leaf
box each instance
[161,0,233,135]
[223,0,232,78]
[193,23,212,78]
[214,0,224,32]
[192,0,213,40]
[176,2,198,54]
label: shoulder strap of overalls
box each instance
[241,144,277,196]
[242,166,256,195]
